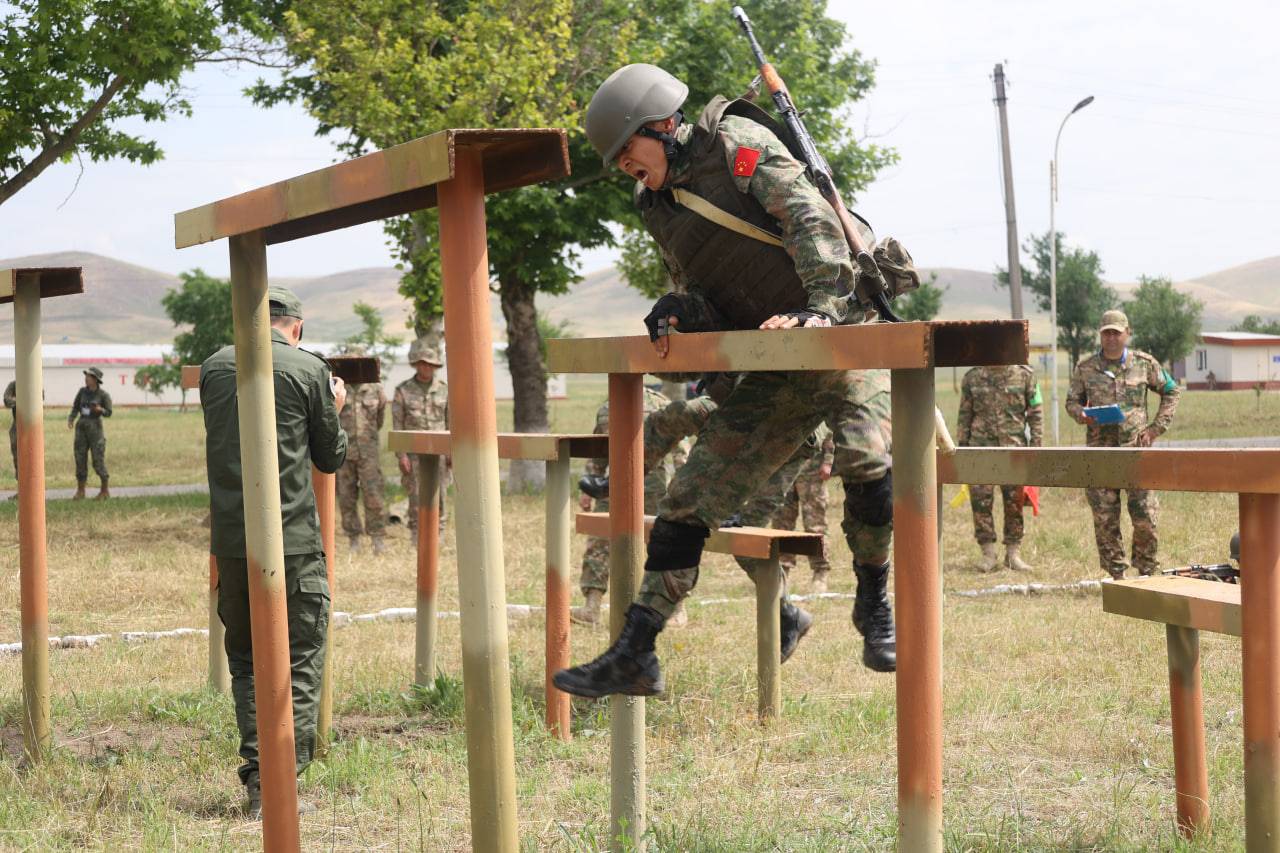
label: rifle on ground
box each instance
[1161,563,1239,584]
[731,5,901,323]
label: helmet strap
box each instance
[637,110,684,161]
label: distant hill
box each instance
[2,250,1275,347]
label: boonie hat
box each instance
[83,366,104,381]
[1099,309,1129,333]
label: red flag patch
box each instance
[733,146,761,177]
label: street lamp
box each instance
[1048,94,1094,444]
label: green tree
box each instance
[0,0,278,206]
[341,300,403,373]
[134,354,185,408]
[1233,315,1280,335]
[1123,275,1203,368]
[894,271,946,321]
[161,269,234,366]
[998,231,1116,367]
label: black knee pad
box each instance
[644,518,710,572]
[844,470,894,528]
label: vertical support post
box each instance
[313,467,337,756]
[755,554,783,721]
[1240,492,1280,852]
[414,454,441,686]
[1166,624,1210,837]
[229,230,300,851]
[545,445,572,740]
[891,367,942,853]
[437,147,519,852]
[608,372,645,851]
[208,556,229,692]
[14,273,50,762]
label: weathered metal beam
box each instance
[414,455,442,686]
[313,467,337,758]
[940,447,1280,494]
[389,429,607,461]
[1167,625,1211,837]
[174,129,569,248]
[1240,492,1280,851]
[574,512,822,559]
[545,320,1027,375]
[545,446,573,741]
[0,267,82,304]
[1102,576,1241,636]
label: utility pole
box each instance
[993,63,1024,320]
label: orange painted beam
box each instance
[388,430,607,461]
[575,512,822,560]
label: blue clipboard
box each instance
[1083,404,1124,425]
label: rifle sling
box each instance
[670,187,784,248]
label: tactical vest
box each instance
[638,96,814,331]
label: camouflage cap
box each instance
[267,285,303,320]
[1099,309,1129,333]
[83,366,104,381]
[407,338,443,366]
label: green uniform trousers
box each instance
[73,419,108,483]
[217,552,329,785]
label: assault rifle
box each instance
[731,5,901,323]
[1161,563,1239,584]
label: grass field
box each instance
[0,378,1274,850]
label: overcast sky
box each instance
[2,0,1277,284]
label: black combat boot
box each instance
[852,561,896,673]
[780,600,813,663]
[553,604,665,698]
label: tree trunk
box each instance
[498,269,548,492]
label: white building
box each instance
[1180,332,1280,390]
[0,342,567,407]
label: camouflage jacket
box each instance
[392,375,448,461]
[1067,348,1181,446]
[587,386,674,477]
[799,424,835,475]
[640,102,858,330]
[957,365,1044,448]
[339,382,386,441]
[68,387,113,425]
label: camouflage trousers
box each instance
[579,471,668,595]
[217,552,329,785]
[403,456,447,531]
[638,369,892,618]
[732,438,818,600]
[337,445,386,537]
[969,485,1025,545]
[73,420,107,483]
[775,466,832,575]
[1086,487,1159,575]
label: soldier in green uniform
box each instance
[67,367,112,499]
[1067,309,1181,578]
[392,339,449,532]
[337,347,388,554]
[4,379,16,482]
[956,364,1044,571]
[200,286,348,816]
[555,65,915,698]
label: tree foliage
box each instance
[161,269,234,366]
[1233,315,1280,335]
[1123,275,1203,367]
[893,271,945,321]
[341,300,403,373]
[999,231,1116,367]
[134,354,185,407]
[0,0,279,206]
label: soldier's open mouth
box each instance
[636,169,649,185]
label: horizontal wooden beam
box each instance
[174,129,569,248]
[0,267,83,304]
[575,512,822,559]
[939,447,1280,494]
[388,430,606,461]
[1103,576,1240,637]
[545,320,1027,374]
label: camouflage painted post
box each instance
[228,230,301,851]
[755,554,783,721]
[1240,492,1280,853]
[891,367,942,853]
[208,556,229,693]
[14,274,50,762]
[313,467,337,756]
[608,372,646,851]
[414,454,441,686]
[545,445,572,740]
[1166,624,1210,837]
[438,147,519,852]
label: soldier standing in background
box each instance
[773,424,834,592]
[4,379,16,482]
[956,364,1044,572]
[337,349,388,553]
[68,366,112,500]
[1067,309,1181,578]
[392,339,449,533]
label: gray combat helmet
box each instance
[586,63,689,166]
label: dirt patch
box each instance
[1,719,208,766]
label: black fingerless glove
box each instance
[643,294,686,342]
